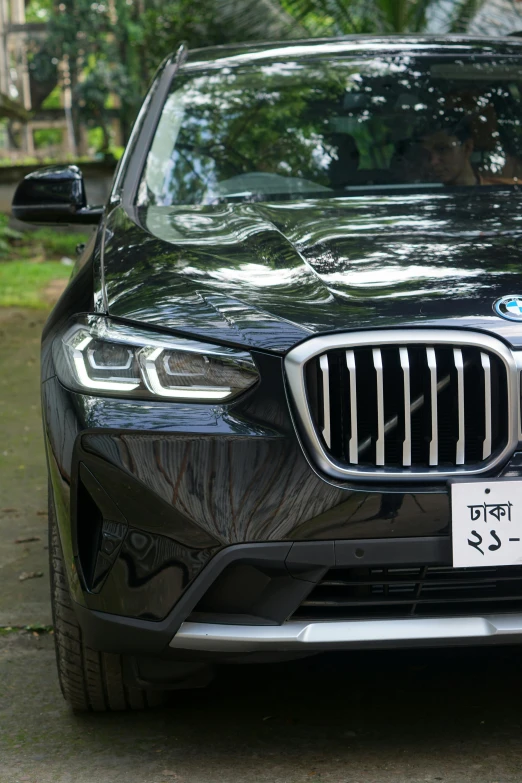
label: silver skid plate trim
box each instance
[169,615,522,652]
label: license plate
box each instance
[451,480,522,567]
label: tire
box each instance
[49,483,166,712]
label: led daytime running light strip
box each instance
[141,347,231,399]
[73,336,140,392]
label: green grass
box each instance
[0,213,90,262]
[2,226,90,262]
[0,261,71,308]
[28,227,88,258]
[0,214,90,308]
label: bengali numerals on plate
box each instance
[452,482,522,567]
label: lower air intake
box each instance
[292,565,522,620]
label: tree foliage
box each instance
[279,0,486,35]
[28,0,296,150]
[26,0,488,152]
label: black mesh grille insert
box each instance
[292,565,522,620]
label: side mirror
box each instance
[12,165,104,224]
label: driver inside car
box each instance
[420,118,517,186]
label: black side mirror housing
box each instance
[12,165,104,224]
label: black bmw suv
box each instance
[13,35,522,711]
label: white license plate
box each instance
[451,480,522,567]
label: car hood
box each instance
[102,190,522,352]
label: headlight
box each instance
[53,317,259,401]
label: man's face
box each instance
[421,130,473,184]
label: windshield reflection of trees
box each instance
[139,55,522,207]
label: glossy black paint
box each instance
[181,36,522,68]
[12,165,104,224]
[100,191,522,352]
[37,36,522,647]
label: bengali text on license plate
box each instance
[451,480,522,567]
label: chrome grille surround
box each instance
[284,329,521,482]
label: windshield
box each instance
[137,55,522,206]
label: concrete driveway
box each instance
[1,308,522,783]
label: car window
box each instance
[137,56,522,206]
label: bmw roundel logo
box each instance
[494,295,522,321]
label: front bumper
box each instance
[70,534,522,658]
[42,369,522,659]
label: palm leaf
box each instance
[216,0,490,41]
[449,0,488,32]
[407,0,440,31]
[214,0,306,40]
